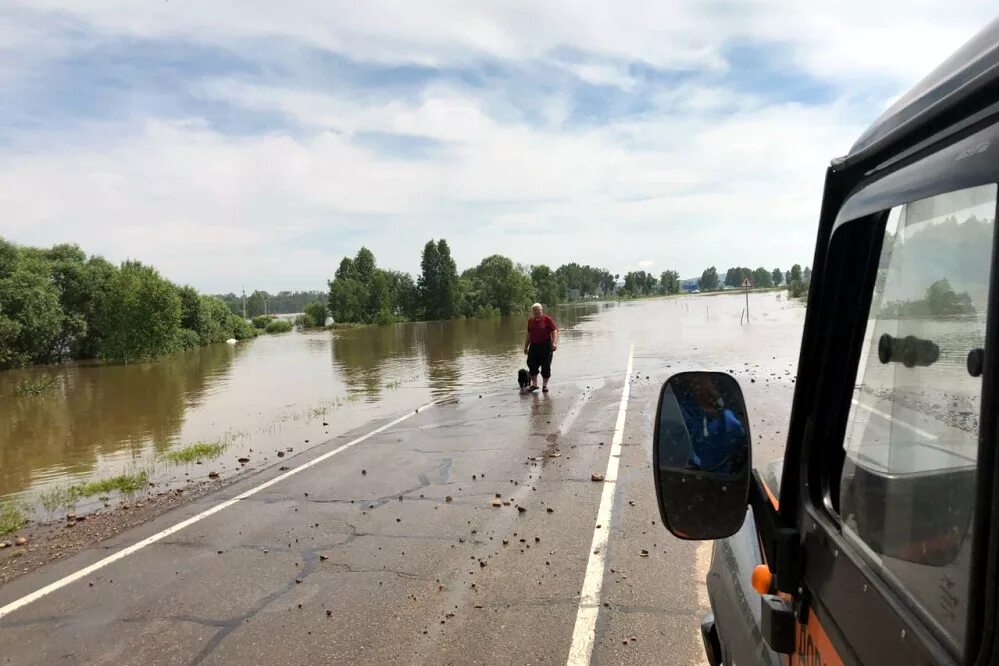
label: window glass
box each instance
[839,184,996,651]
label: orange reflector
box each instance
[751,565,772,595]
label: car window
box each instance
[838,184,997,652]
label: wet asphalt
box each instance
[0,295,802,665]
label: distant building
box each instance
[680,278,700,293]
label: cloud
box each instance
[0,2,995,291]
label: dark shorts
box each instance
[527,341,553,379]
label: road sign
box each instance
[741,277,753,288]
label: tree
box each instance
[803,266,812,282]
[418,239,459,320]
[531,264,561,307]
[660,270,681,295]
[246,290,267,318]
[0,256,64,369]
[752,267,773,289]
[622,271,657,296]
[700,267,719,291]
[789,264,803,284]
[304,302,328,328]
[771,268,783,286]
[100,261,182,364]
[464,255,534,315]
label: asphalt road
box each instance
[0,297,801,665]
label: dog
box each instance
[518,368,532,393]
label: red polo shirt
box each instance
[527,314,557,344]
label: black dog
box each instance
[518,368,533,393]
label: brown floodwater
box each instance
[0,293,805,512]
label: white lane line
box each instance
[851,399,938,440]
[0,400,441,621]
[566,344,634,666]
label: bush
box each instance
[265,319,293,334]
[304,302,328,327]
[295,313,316,329]
[252,314,274,329]
[175,328,202,350]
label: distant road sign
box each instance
[741,277,753,288]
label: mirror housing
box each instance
[653,372,752,540]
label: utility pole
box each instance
[241,288,247,320]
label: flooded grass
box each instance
[39,486,77,513]
[68,470,149,499]
[0,502,26,535]
[162,441,228,464]
[13,375,59,397]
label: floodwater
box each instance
[0,292,805,510]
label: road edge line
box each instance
[566,344,634,666]
[0,399,441,621]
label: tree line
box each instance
[699,264,811,296]
[326,241,663,324]
[0,239,256,369]
[212,290,326,318]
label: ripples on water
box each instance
[0,293,805,507]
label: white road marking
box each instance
[566,344,633,666]
[851,398,938,440]
[0,400,440,621]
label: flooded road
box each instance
[0,293,805,513]
[0,290,806,666]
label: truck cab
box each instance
[654,18,999,666]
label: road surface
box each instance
[0,297,800,665]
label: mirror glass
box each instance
[654,372,752,540]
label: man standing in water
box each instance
[524,303,558,393]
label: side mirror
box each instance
[654,372,752,540]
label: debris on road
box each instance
[490,499,502,507]
[640,549,649,557]
[591,473,605,482]
[15,537,27,546]
[445,496,453,503]
[237,457,250,464]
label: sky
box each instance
[0,2,995,293]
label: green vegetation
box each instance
[882,279,976,318]
[68,470,149,498]
[700,266,720,291]
[162,441,228,464]
[252,314,275,329]
[0,502,26,535]
[304,302,328,328]
[213,290,326,317]
[0,239,256,369]
[39,486,76,513]
[265,318,293,334]
[620,271,658,296]
[13,374,59,396]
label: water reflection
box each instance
[0,296,804,503]
[0,343,241,497]
[330,304,602,398]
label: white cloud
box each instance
[0,2,995,291]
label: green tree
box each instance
[789,264,802,284]
[700,266,719,291]
[418,239,459,320]
[100,261,182,364]
[752,267,773,288]
[660,270,681,295]
[464,255,534,315]
[304,302,328,328]
[246,290,267,318]
[0,255,64,368]
[772,268,783,286]
[531,264,561,307]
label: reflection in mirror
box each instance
[654,372,752,540]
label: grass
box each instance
[13,375,59,397]
[68,470,149,499]
[0,502,27,536]
[384,379,402,390]
[162,440,228,464]
[39,486,77,513]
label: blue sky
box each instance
[0,2,994,292]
